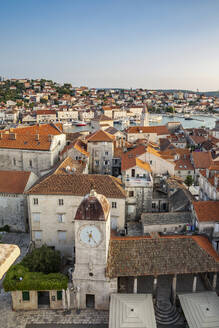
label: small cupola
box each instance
[75,189,110,221]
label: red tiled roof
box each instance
[87,130,114,142]
[0,133,53,151]
[190,135,206,144]
[121,145,146,171]
[36,110,56,115]
[0,170,31,194]
[193,201,219,222]
[106,235,219,278]
[174,159,194,171]
[5,123,63,136]
[192,151,212,169]
[27,173,126,198]
[126,125,169,135]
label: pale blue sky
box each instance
[0,0,219,90]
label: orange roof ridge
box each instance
[87,129,115,142]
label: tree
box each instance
[21,245,61,274]
[185,175,193,188]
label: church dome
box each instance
[75,190,110,221]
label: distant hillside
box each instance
[201,91,219,97]
[155,89,219,97]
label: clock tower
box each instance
[72,189,117,310]
[140,105,149,126]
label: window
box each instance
[29,160,32,168]
[22,291,30,301]
[150,160,152,165]
[152,203,156,209]
[33,213,40,222]
[58,199,64,206]
[34,231,42,240]
[95,160,99,166]
[57,291,62,300]
[58,231,66,240]
[58,214,65,223]
[162,203,167,211]
[129,191,134,197]
[131,169,135,177]
[104,160,109,165]
[13,158,16,166]
[112,202,117,208]
[188,170,191,174]
[33,198,38,205]
[105,151,108,156]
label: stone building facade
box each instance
[27,170,126,257]
[87,130,114,175]
[0,170,38,232]
[0,124,66,176]
[73,191,117,310]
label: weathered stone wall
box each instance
[28,194,125,256]
[11,291,38,311]
[0,194,27,232]
[0,134,66,176]
[73,218,117,310]
[88,141,114,175]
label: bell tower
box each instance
[140,105,149,126]
[72,190,117,310]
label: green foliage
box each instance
[3,264,68,291]
[40,98,47,104]
[185,175,193,187]
[21,245,61,274]
[165,106,174,113]
[0,224,10,232]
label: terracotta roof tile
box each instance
[27,173,126,198]
[192,151,212,169]
[0,170,31,194]
[174,159,194,171]
[87,130,115,142]
[0,133,52,151]
[36,110,56,115]
[121,145,146,171]
[5,123,63,136]
[193,201,219,222]
[190,135,206,144]
[106,235,219,278]
[126,125,170,135]
[54,157,86,174]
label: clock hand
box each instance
[90,235,97,244]
[87,231,92,243]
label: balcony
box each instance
[125,177,153,187]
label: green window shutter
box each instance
[22,291,30,301]
[57,290,62,300]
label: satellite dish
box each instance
[65,165,71,172]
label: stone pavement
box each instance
[0,291,109,328]
[26,325,108,328]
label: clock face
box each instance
[79,225,102,247]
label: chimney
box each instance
[35,134,39,141]
[9,133,16,140]
[214,175,218,188]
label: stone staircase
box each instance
[155,298,181,325]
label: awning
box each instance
[109,293,157,328]
[0,244,20,279]
[179,291,219,328]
